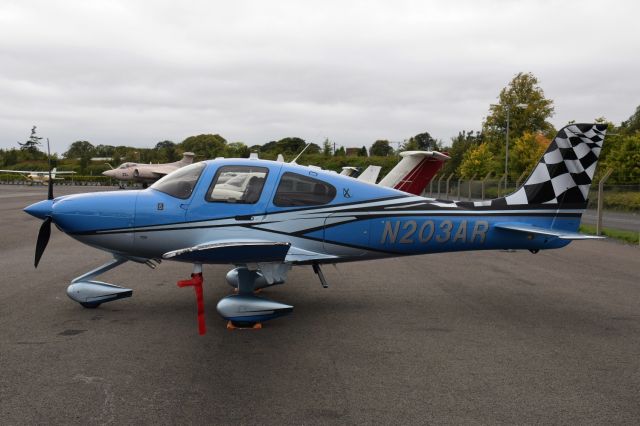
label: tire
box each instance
[80,302,101,309]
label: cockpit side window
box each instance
[273,172,336,207]
[150,162,206,199]
[206,166,269,204]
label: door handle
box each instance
[234,215,254,221]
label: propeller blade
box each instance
[47,138,53,200]
[35,216,52,268]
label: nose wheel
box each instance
[67,256,133,308]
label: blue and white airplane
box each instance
[24,123,607,334]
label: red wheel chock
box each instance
[177,272,206,335]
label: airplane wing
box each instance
[494,222,605,240]
[163,241,292,263]
[163,240,338,264]
[0,170,75,174]
[147,166,176,177]
[0,170,34,174]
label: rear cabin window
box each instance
[150,162,205,199]
[206,166,269,204]
[273,172,336,207]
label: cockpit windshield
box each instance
[150,162,206,199]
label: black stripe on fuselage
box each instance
[70,208,582,237]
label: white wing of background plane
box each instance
[0,169,75,175]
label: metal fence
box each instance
[0,179,143,188]
[425,173,639,237]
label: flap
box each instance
[494,222,604,240]
[163,241,291,264]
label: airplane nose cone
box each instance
[102,170,115,177]
[24,199,54,220]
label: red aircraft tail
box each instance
[378,151,449,195]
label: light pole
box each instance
[491,103,527,190]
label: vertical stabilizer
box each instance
[478,123,607,208]
[179,152,195,165]
[357,165,382,183]
[379,151,449,195]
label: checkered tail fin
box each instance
[487,123,607,208]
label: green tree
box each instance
[602,133,640,183]
[370,140,393,156]
[180,134,227,159]
[406,131,439,151]
[323,138,332,157]
[483,72,555,141]
[334,146,346,156]
[94,144,116,157]
[275,137,307,155]
[483,72,555,177]
[260,141,278,153]
[510,132,550,180]
[1,148,19,166]
[358,146,368,157]
[619,105,640,135]
[305,143,321,155]
[440,130,483,177]
[154,140,178,162]
[225,142,250,158]
[459,143,495,179]
[64,140,95,159]
[18,126,43,157]
[111,152,122,166]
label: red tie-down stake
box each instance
[177,264,206,335]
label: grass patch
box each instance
[580,224,639,245]
[588,192,640,212]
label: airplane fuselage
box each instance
[45,158,575,264]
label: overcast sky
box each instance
[1,0,638,154]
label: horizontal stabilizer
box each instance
[494,222,604,240]
[163,241,291,263]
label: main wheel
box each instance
[80,302,101,309]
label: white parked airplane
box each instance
[0,167,76,184]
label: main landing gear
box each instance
[67,258,331,334]
[175,263,293,334]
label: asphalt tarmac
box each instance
[1,185,639,425]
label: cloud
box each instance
[1,0,638,153]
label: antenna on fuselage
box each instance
[46,138,53,200]
[291,143,311,164]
